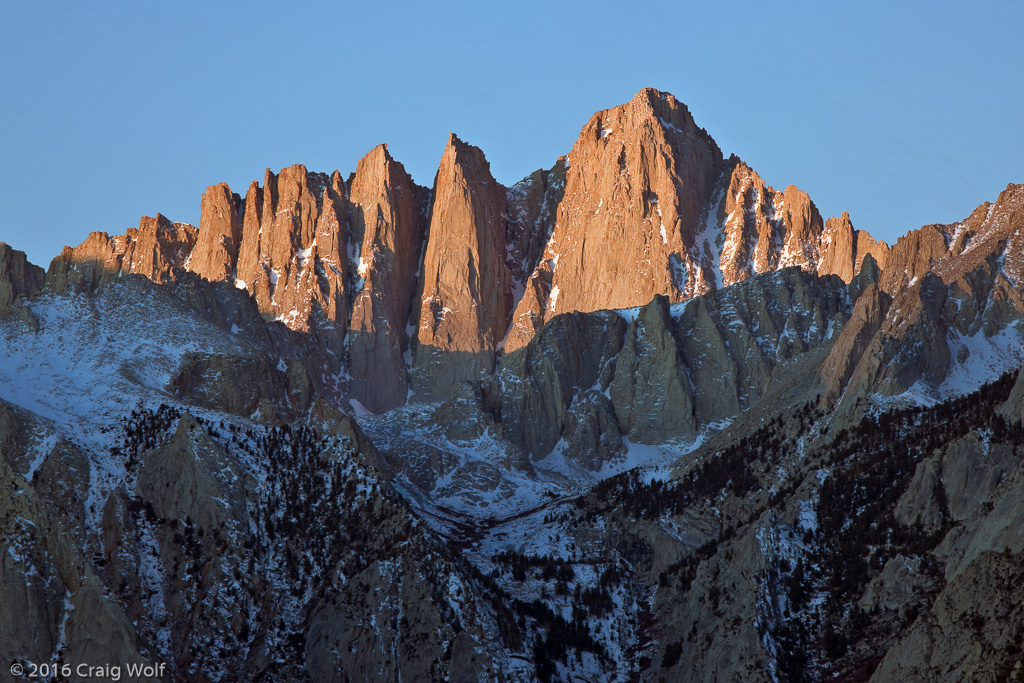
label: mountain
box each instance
[1,88,1022,682]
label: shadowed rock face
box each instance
[819,281,892,405]
[498,310,628,462]
[0,243,45,312]
[136,415,249,532]
[0,243,45,331]
[609,296,696,442]
[429,266,851,472]
[170,352,313,423]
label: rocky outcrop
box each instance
[0,242,44,330]
[505,159,567,300]
[717,160,894,287]
[47,214,196,294]
[135,415,248,531]
[609,296,696,442]
[842,273,951,405]
[939,432,1018,523]
[411,134,513,401]
[880,184,1024,297]
[1,456,163,681]
[719,160,797,284]
[170,351,313,423]
[505,88,724,352]
[498,310,627,462]
[503,93,882,354]
[819,282,891,405]
[649,511,778,682]
[716,162,890,288]
[877,223,950,297]
[232,165,350,335]
[12,389,529,683]
[825,185,1024,409]
[677,267,848,418]
[999,365,1024,421]
[0,242,44,314]
[818,211,890,282]
[871,550,1024,682]
[30,438,93,545]
[894,456,946,534]
[183,152,431,413]
[347,145,429,413]
[560,390,625,471]
[187,182,242,282]
[434,266,850,471]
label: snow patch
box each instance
[939,324,1024,397]
[616,306,641,324]
[697,186,727,290]
[348,398,373,416]
[548,285,560,312]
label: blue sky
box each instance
[2,1,1022,267]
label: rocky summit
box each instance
[1,88,1023,682]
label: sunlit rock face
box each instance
[410,133,513,402]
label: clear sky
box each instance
[2,1,1022,268]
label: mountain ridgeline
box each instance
[40,88,896,413]
[2,88,1024,682]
